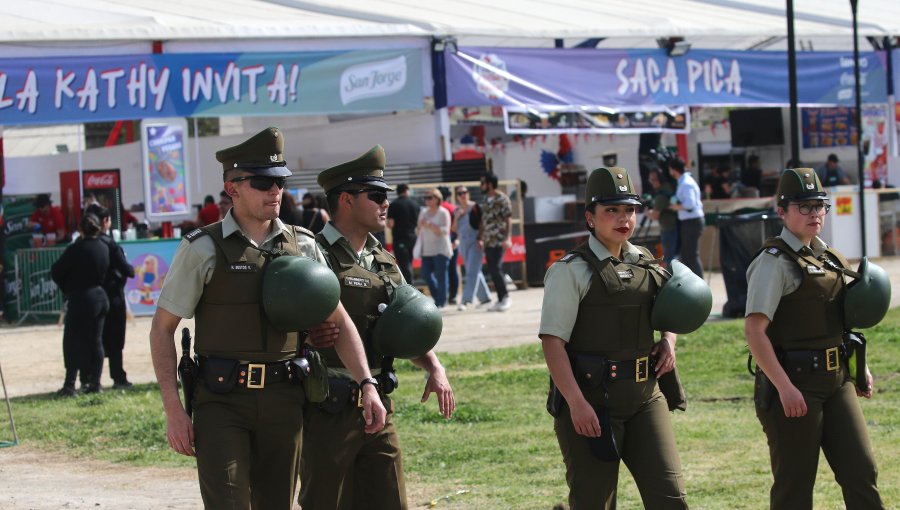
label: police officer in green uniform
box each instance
[149,128,385,510]
[539,167,689,510]
[300,145,455,510]
[745,168,884,509]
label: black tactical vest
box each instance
[316,233,404,370]
[192,222,312,362]
[566,243,668,360]
[759,237,848,350]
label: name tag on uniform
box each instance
[617,269,635,280]
[344,276,372,288]
[228,263,258,273]
[806,265,826,275]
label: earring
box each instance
[588,223,594,228]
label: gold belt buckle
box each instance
[247,364,266,389]
[825,347,839,371]
[635,357,650,382]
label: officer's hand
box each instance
[779,384,808,418]
[361,385,386,434]
[569,397,600,438]
[307,321,338,349]
[165,408,195,457]
[651,336,676,376]
[857,368,874,399]
[421,368,456,419]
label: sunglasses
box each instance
[456,190,468,195]
[423,195,437,201]
[346,188,388,204]
[230,176,286,191]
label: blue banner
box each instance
[446,47,887,107]
[0,49,424,125]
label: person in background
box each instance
[645,169,679,268]
[300,192,329,233]
[452,185,491,310]
[279,190,301,225]
[479,173,513,312]
[29,194,66,243]
[417,187,453,309]
[87,204,136,389]
[387,184,419,284]
[816,154,851,187]
[218,190,233,218]
[51,213,110,396]
[439,186,460,305]
[197,195,221,226]
[740,155,764,194]
[704,165,733,199]
[668,158,705,279]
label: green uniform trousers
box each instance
[756,365,883,510]
[555,377,688,510]
[193,380,305,510]
[299,396,407,510]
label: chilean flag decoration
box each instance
[540,134,574,181]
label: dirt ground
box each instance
[2,260,899,508]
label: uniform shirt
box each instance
[539,235,645,342]
[318,222,407,379]
[674,172,704,221]
[157,209,325,319]
[745,227,831,321]
[481,190,512,248]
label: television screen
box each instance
[729,108,784,147]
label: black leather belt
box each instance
[237,361,292,388]
[781,347,842,373]
[607,356,652,382]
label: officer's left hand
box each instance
[307,321,339,349]
[857,368,874,399]
[422,368,455,419]
[651,336,677,376]
[361,385,387,433]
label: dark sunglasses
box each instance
[230,176,286,191]
[423,195,437,201]
[346,188,388,204]
[456,190,468,195]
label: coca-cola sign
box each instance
[84,171,119,189]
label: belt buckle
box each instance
[247,363,266,389]
[635,357,649,382]
[825,347,839,371]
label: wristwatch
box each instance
[359,377,379,390]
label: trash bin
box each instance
[716,209,783,318]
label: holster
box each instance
[844,331,868,392]
[657,367,687,412]
[301,348,330,403]
[200,357,239,394]
[546,377,564,418]
[754,368,776,412]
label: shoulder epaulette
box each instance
[559,253,579,264]
[293,225,315,239]
[184,228,208,242]
[765,246,781,256]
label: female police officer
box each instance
[744,168,884,509]
[539,167,688,509]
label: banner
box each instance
[0,49,424,125]
[861,104,889,185]
[446,47,887,107]
[504,106,688,134]
[802,107,856,148]
[140,119,191,221]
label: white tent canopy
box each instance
[1,0,897,52]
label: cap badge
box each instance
[618,185,627,192]
[617,174,623,179]
[806,184,814,190]
[803,173,810,178]
[270,155,278,162]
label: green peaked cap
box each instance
[318,145,393,193]
[215,127,291,178]
[777,168,828,203]
[586,167,641,205]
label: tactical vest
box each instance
[316,233,404,370]
[759,237,848,350]
[566,243,668,360]
[192,223,312,362]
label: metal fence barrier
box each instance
[14,247,65,325]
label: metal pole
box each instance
[851,0,868,257]
[786,0,800,165]
[0,361,19,447]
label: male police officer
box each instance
[149,128,385,510]
[300,145,455,510]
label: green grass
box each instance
[9,310,900,509]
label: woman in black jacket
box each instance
[51,213,110,396]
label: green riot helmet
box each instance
[651,260,713,334]
[371,284,443,359]
[262,256,341,332]
[844,257,891,329]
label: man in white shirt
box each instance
[668,158,705,278]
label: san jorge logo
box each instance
[473,54,509,100]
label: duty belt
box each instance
[237,361,292,388]
[607,356,652,382]
[781,347,842,373]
